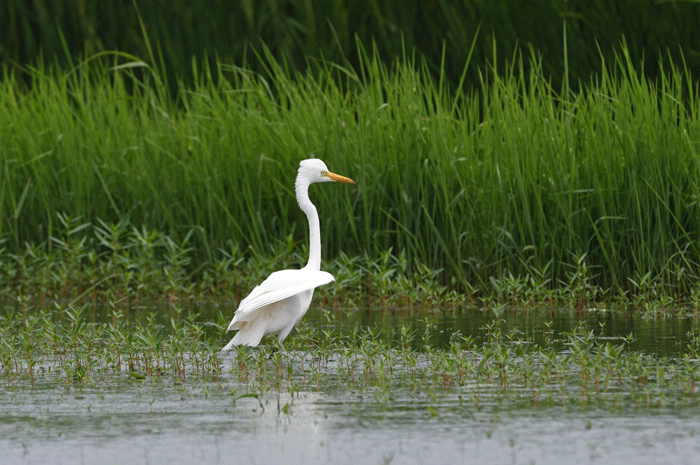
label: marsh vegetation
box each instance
[2,14,700,462]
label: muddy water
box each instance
[1,304,699,465]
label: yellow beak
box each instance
[326,171,355,184]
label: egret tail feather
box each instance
[223,319,267,349]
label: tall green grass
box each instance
[2,46,700,299]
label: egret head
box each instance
[297,158,355,185]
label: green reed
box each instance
[2,45,700,301]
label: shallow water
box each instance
[2,372,699,465]
[300,304,699,356]
[113,301,700,355]
[2,304,699,464]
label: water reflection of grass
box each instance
[2,303,698,412]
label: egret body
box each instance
[222,159,354,349]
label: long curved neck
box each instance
[295,177,322,271]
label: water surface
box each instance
[2,369,699,465]
[2,303,699,464]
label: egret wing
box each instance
[234,269,334,317]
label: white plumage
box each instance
[223,159,354,349]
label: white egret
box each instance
[222,158,355,349]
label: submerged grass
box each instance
[1,303,698,412]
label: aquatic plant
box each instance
[1,304,698,412]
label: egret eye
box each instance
[321,170,328,176]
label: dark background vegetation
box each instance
[2,0,700,91]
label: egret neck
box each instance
[295,173,322,271]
